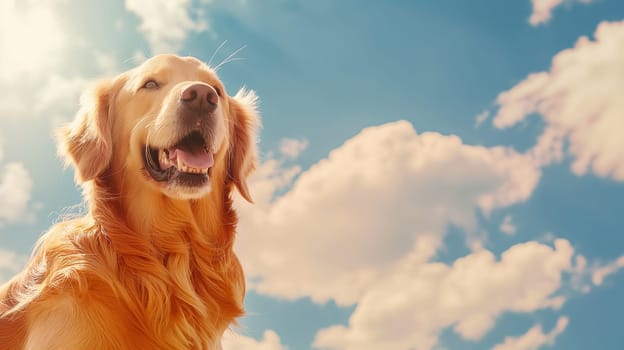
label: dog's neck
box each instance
[83,172,244,344]
[87,170,238,260]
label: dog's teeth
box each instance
[159,150,170,168]
[177,166,208,174]
[168,160,208,174]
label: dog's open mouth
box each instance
[144,131,213,186]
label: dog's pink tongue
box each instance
[170,149,214,169]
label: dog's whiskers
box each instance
[215,58,246,72]
[214,45,247,72]
[208,40,228,67]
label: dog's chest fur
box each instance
[110,231,243,348]
[59,220,245,349]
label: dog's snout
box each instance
[180,83,218,113]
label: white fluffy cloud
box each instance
[35,75,90,116]
[494,21,624,181]
[529,0,594,26]
[0,73,89,122]
[529,0,563,26]
[0,142,33,224]
[313,240,575,350]
[0,1,90,121]
[500,214,517,235]
[222,330,286,350]
[492,316,569,350]
[0,249,27,283]
[592,255,624,286]
[125,0,209,54]
[474,109,490,127]
[279,138,309,159]
[0,0,66,83]
[235,121,541,306]
[0,163,33,223]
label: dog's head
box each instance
[58,54,259,202]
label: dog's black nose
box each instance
[180,83,218,114]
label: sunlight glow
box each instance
[0,1,66,82]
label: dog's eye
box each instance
[214,87,222,97]
[142,80,160,89]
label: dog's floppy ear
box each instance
[57,79,117,184]
[228,88,260,203]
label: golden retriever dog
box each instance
[0,54,259,349]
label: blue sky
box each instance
[1,0,623,349]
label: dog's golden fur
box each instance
[0,54,259,349]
